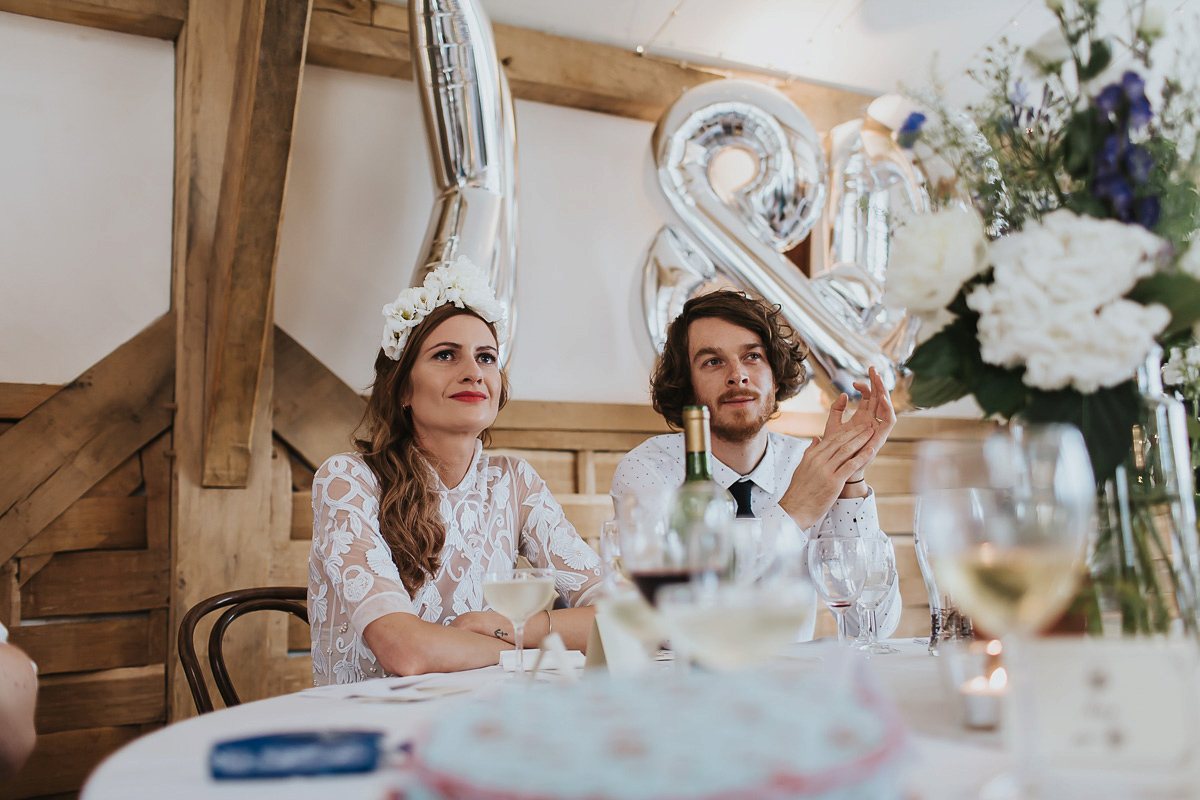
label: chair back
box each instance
[178,586,309,714]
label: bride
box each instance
[309,261,603,684]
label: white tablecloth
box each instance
[87,639,1154,800]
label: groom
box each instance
[610,290,902,639]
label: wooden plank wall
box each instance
[0,383,171,800]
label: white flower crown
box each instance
[381,257,508,361]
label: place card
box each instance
[1020,638,1200,774]
[585,593,659,675]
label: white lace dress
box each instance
[309,442,604,685]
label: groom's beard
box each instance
[708,388,774,445]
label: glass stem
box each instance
[835,609,849,644]
[866,607,879,647]
[1004,635,1042,790]
[513,622,526,677]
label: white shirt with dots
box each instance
[610,431,902,640]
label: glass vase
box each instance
[1090,347,1200,642]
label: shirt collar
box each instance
[712,433,778,494]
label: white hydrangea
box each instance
[967,209,1171,393]
[1163,343,1200,396]
[884,205,989,314]
[380,257,508,360]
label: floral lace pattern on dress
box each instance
[309,443,603,685]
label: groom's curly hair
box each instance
[651,290,808,430]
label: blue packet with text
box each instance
[209,731,384,780]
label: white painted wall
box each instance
[0,12,173,384]
[0,14,979,418]
[274,66,665,403]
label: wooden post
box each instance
[202,0,313,487]
[169,0,307,720]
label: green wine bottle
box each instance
[670,405,736,576]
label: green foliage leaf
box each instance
[909,375,970,408]
[1021,381,1141,482]
[1128,271,1200,336]
[969,365,1029,418]
[1060,109,1099,178]
[1077,39,1111,82]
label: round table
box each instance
[81,640,1010,800]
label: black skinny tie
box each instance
[729,479,755,519]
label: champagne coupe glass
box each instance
[807,537,867,644]
[482,567,557,677]
[599,520,623,589]
[915,424,1095,799]
[856,537,899,655]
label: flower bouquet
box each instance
[888,0,1200,637]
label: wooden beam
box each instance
[0,725,143,800]
[36,664,166,734]
[4,0,876,127]
[331,0,875,129]
[307,0,408,79]
[0,383,58,419]
[274,326,366,469]
[202,0,313,486]
[0,0,186,40]
[171,0,286,721]
[0,314,175,566]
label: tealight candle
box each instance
[959,665,1007,730]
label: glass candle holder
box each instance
[938,639,1007,730]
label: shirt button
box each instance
[339,622,348,633]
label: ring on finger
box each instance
[874,417,884,423]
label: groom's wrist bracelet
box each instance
[844,478,865,485]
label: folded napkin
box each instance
[499,648,585,672]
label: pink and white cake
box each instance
[407,666,908,800]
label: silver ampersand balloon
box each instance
[818,114,929,373]
[409,0,518,362]
[641,79,902,397]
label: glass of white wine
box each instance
[656,579,815,671]
[915,424,1095,799]
[482,567,557,677]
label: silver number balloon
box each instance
[409,0,518,362]
[818,117,929,368]
[642,79,899,396]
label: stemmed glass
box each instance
[855,537,899,654]
[807,537,867,645]
[482,567,557,677]
[915,424,1095,799]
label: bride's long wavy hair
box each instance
[356,304,509,596]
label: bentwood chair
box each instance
[178,586,309,714]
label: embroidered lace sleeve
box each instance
[309,453,416,684]
[509,458,605,607]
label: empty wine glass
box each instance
[914,496,974,654]
[807,537,867,645]
[482,567,557,677]
[856,537,899,655]
[915,424,1095,799]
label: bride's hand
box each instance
[448,610,514,640]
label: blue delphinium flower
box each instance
[896,112,926,149]
[1089,70,1159,229]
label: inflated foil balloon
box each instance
[819,115,930,372]
[409,0,518,363]
[641,79,900,397]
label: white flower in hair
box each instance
[381,257,508,360]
